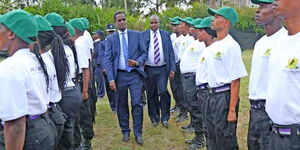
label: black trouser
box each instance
[58,86,82,150]
[206,90,239,150]
[269,124,300,150]
[103,73,116,111]
[182,74,198,127]
[170,63,186,115]
[0,114,57,150]
[145,65,171,123]
[197,86,209,135]
[247,100,272,150]
[74,83,94,148]
[48,104,66,149]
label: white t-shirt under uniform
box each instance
[0,49,48,122]
[180,40,205,74]
[206,35,247,88]
[266,31,300,125]
[75,36,90,73]
[248,28,287,100]
[42,51,61,103]
[195,45,214,86]
[64,45,76,87]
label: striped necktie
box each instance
[153,31,160,64]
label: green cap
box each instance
[66,22,75,37]
[44,12,66,27]
[0,10,38,44]
[68,18,85,32]
[208,7,238,25]
[251,0,274,4]
[170,20,180,25]
[187,18,203,27]
[194,16,214,29]
[33,15,53,32]
[169,16,181,22]
[179,17,194,24]
[80,17,89,29]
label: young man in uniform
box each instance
[205,7,247,150]
[69,18,94,150]
[95,24,117,113]
[266,0,300,149]
[248,0,286,149]
[142,15,175,128]
[179,18,206,149]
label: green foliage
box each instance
[2,0,264,34]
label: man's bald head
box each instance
[150,15,160,31]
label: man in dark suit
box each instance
[105,12,148,145]
[142,15,176,128]
[95,24,117,113]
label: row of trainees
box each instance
[164,0,300,149]
[0,10,96,150]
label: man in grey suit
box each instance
[105,12,148,145]
[142,15,176,128]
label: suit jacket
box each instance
[141,29,176,73]
[94,40,105,70]
[105,29,148,82]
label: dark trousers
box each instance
[95,67,105,98]
[170,63,186,114]
[116,70,144,137]
[247,100,272,150]
[48,104,66,149]
[145,65,171,123]
[58,86,82,150]
[0,114,56,150]
[206,90,239,150]
[103,73,116,111]
[197,87,209,135]
[182,74,198,125]
[269,125,300,150]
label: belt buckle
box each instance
[208,88,213,94]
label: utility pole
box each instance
[124,0,128,13]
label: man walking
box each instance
[142,15,175,128]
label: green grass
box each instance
[92,50,253,150]
[0,50,253,150]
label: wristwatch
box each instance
[136,61,139,66]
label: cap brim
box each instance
[194,25,207,29]
[251,0,273,4]
[208,8,219,16]
[107,29,116,32]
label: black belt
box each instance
[197,83,208,90]
[272,124,300,136]
[117,69,137,73]
[145,64,166,68]
[208,84,231,94]
[250,99,266,109]
[182,72,196,78]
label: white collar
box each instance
[118,29,128,35]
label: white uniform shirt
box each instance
[266,31,300,125]
[180,40,206,74]
[170,33,176,43]
[83,30,94,55]
[145,29,165,66]
[172,35,181,63]
[64,45,76,87]
[195,44,214,86]
[0,49,48,121]
[206,35,247,88]
[42,51,62,103]
[249,28,287,100]
[178,35,195,60]
[75,36,90,73]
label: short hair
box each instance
[150,15,160,22]
[114,12,126,21]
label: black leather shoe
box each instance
[135,136,144,145]
[122,133,130,142]
[162,121,169,128]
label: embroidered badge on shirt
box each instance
[190,47,195,52]
[215,51,222,59]
[286,58,299,69]
[263,48,272,57]
[183,42,186,46]
[200,57,205,63]
[175,42,178,47]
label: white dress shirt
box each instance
[118,29,128,70]
[146,29,165,66]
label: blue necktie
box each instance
[121,32,131,72]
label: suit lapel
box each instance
[114,32,120,57]
[160,30,168,58]
[127,30,133,57]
